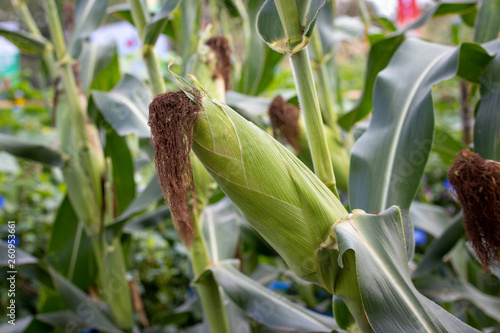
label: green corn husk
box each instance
[175,78,348,282]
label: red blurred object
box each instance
[397,0,421,27]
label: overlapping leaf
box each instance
[92,74,152,138]
[335,208,479,332]
[349,39,495,259]
[206,261,340,332]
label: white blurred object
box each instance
[89,21,168,78]
[0,22,21,86]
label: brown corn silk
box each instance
[448,149,500,272]
[205,36,232,90]
[148,90,202,246]
[268,95,301,152]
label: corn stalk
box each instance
[44,1,133,328]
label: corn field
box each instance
[0,0,499,332]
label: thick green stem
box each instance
[127,0,148,38]
[143,45,166,95]
[290,48,339,198]
[310,29,339,138]
[190,214,231,333]
[128,0,166,95]
[46,0,104,235]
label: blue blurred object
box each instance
[187,287,195,299]
[12,235,19,247]
[268,281,291,292]
[0,194,4,211]
[414,229,427,246]
[443,178,452,191]
[79,329,98,333]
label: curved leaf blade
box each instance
[207,261,340,332]
[68,0,109,58]
[412,213,465,278]
[475,39,500,160]
[92,74,151,138]
[143,0,181,45]
[0,134,63,167]
[335,208,479,332]
[0,28,47,54]
[202,198,241,262]
[339,0,478,130]
[348,39,494,258]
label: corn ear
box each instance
[170,74,348,281]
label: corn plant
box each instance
[0,0,500,332]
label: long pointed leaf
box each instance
[68,0,109,58]
[0,134,62,167]
[143,0,181,45]
[206,261,340,332]
[202,198,241,262]
[92,74,151,138]
[0,28,47,54]
[335,207,479,332]
[475,39,500,160]
[349,39,495,258]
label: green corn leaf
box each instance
[143,0,181,46]
[80,41,120,94]
[206,260,340,332]
[237,0,283,95]
[47,196,96,291]
[412,213,464,278]
[339,0,479,130]
[473,0,500,43]
[202,198,241,262]
[116,173,163,222]
[410,202,452,238]
[93,237,134,329]
[0,27,47,54]
[414,276,500,323]
[104,128,135,215]
[0,241,38,266]
[474,39,500,160]
[334,207,479,332]
[68,0,109,58]
[257,0,328,53]
[432,127,466,165]
[48,268,122,333]
[0,134,62,167]
[122,205,171,233]
[92,74,152,138]
[338,35,404,130]
[106,4,134,25]
[349,39,495,260]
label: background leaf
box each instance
[68,0,110,58]
[474,39,500,160]
[92,74,151,138]
[335,208,478,332]
[202,198,241,262]
[0,134,62,167]
[80,41,120,93]
[207,261,340,332]
[143,0,181,45]
[47,196,96,291]
[348,39,494,259]
[0,28,47,54]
